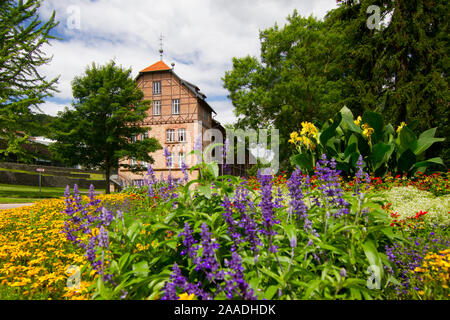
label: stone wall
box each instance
[0,170,105,189]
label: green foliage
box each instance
[222,12,346,168]
[71,153,409,300]
[224,0,450,169]
[330,0,450,166]
[49,61,162,193]
[290,107,445,177]
[0,0,59,161]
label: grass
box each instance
[0,184,103,204]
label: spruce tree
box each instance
[0,0,59,162]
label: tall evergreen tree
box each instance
[0,0,59,162]
[331,0,449,165]
[50,61,162,194]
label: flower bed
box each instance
[1,154,448,300]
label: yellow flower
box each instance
[300,121,318,139]
[178,292,195,300]
[396,121,407,133]
[361,123,374,140]
[289,131,299,144]
[354,116,362,126]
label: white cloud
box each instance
[37,0,338,123]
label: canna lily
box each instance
[361,123,374,141]
[397,121,407,133]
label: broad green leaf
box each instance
[398,126,417,152]
[264,285,279,300]
[197,184,212,199]
[132,261,149,278]
[413,137,445,156]
[397,149,416,173]
[362,240,384,281]
[371,142,393,170]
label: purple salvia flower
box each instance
[179,222,198,259]
[181,161,189,183]
[234,184,262,254]
[257,169,279,253]
[224,251,257,300]
[222,195,242,250]
[193,223,221,281]
[287,167,308,220]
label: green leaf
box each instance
[371,142,393,170]
[418,127,437,140]
[206,162,219,178]
[320,112,342,145]
[398,127,417,152]
[282,224,297,246]
[197,184,212,199]
[362,111,383,141]
[290,153,313,172]
[264,285,279,300]
[132,261,149,278]
[413,137,445,156]
[413,157,444,170]
[397,149,416,173]
[362,240,384,281]
[127,221,143,243]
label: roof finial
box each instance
[159,33,164,60]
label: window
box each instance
[178,128,186,142]
[178,152,185,168]
[130,158,137,166]
[131,134,138,143]
[153,100,161,115]
[172,99,180,115]
[142,131,149,139]
[153,81,161,94]
[166,129,175,142]
[141,160,149,168]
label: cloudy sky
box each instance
[37,0,338,126]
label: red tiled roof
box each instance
[140,60,171,73]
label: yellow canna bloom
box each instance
[354,116,362,126]
[289,131,299,144]
[361,123,374,140]
[396,122,407,133]
[178,292,195,300]
[300,121,318,139]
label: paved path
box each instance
[0,203,35,211]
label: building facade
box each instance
[118,60,222,185]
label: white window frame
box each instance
[153,81,161,95]
[142,131,149,139]
[130,158,137,166]
[131,134,138,143]
[166,129,175,142]
[153,100,161,116]
[178,128,186,142]
[172,99,180,115]
[178,152,185,168]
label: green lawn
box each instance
[0,184,102,204]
